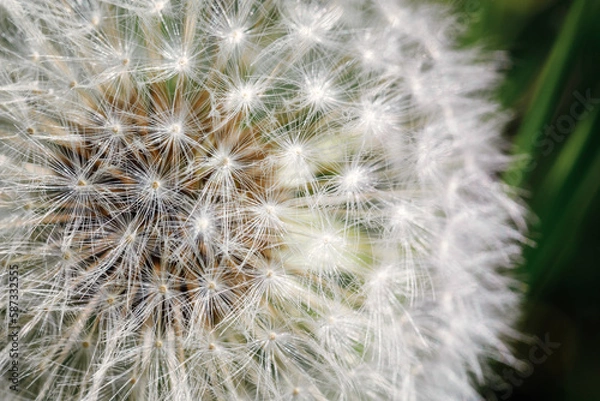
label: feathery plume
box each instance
[0,1,525,400]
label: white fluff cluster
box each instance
[0,0,525,400]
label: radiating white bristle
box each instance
[0,1,525,400]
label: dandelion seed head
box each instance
[0,0,525,400]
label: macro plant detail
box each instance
[0,0,525,400]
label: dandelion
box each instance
[0,0,525,400]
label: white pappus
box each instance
[0,0,526,400]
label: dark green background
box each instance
[438,0,600,400]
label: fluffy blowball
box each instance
[0,0,526,400]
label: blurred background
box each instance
[437,0,600,399]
